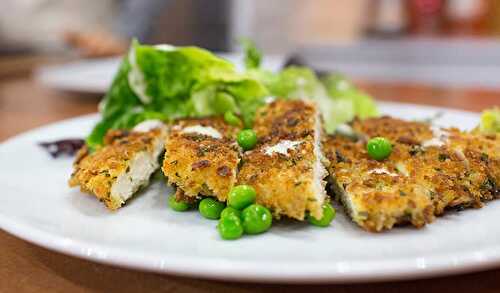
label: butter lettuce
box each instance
[87,41,267,148]
[479,107,500,134]
[246,65,378,133]
[321,73,379,119]
[242,38,262,70]
[88,40,379,148]
[87,55,142,148]
[241,40,378,133]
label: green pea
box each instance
[220,206,242,219]
[224,111,241,126]
[237,129,258,151]
[198,198,225,220]
[168,196,191,212]
[367,137,393,161]
[214,92,236,114]
[307,203,336,227]
[241,204,272,234]
[228,185,256,210]
[217,214,243,240]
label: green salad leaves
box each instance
[87,40,379,148]
[243,40,379,133]
[87,41,267,148]
[479,107,500,134]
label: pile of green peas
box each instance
[167,185,272,240]
[169,112,336,239]
[200,185,273,240]
[168,184,337,240]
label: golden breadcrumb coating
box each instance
[162,117,240,201]
[324,135,434,232]
[324,116,500,232]
[353,117,500,211]
[238,100,329,220]
[69,127,166,210]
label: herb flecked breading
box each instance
[69,126,167,210]
[238,100,329,220]
[324,116,500,232]
[162,117,241,202]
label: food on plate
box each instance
[86,41,268,150]
[236,129,258,151]
[237,100,330,220]
[324,133,435,231]
[198,198,226,220]
[352,117,500,211]
[227,185,257,210]
[168,195,192,212]
[63,39,500,239]
[86,40,377,151]
[69,121,167,210]
[478,107,500,134]
[240,204,273,234]
[324,116,500,231]
[366,137,393,161]
[162,117,240,202]
[307,203,336,227]
[217,212,244,240]
[242,40,378,134]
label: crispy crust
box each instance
[323,135,435,231]
[351,116,435,144]
[68,128,165,210]
[238,100,329,220]
[324,117,500,232]
[353,117,500,211]
[162,117,240,201]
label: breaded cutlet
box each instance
[352,117,500,211]
[69,121,167,210]
[323,135,435,232]
[324,116,500,232]
[238,100,329,220]
[162,117,241,202]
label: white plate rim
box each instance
[1,101,497,284]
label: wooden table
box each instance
[1,59,499,292]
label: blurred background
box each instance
[4,0,500,53]
[0,0,499,139]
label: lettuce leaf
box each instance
[240,41,378,133]
[88,40,379,148]
[247,65,378,133]
[87,41,268,148]
[241,39,262,70]
[479,107,500,134]
[86,56,141,148]
[321,73,379,119]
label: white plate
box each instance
[1,102,499,284]
[35,57,121,94]
[35,54,285,94]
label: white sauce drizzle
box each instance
[264,140,302,156]
[422,125,449,148]
[264,96,276,104]
[368,168,399,177]
[133,120,164,132]
[181,125,222,139]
